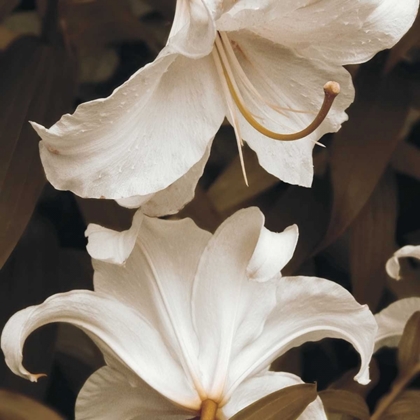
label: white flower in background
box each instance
[375,297,420,351]
[2,208,377,419]
[31,0,418,214]
[385,245,420,281]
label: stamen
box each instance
[200,399,218,420]
[219,32,313,118]
[215,33,341,142]
[212,48,249,185]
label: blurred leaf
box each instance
[0,25,20,50]
[329,359,379,399]
[0,36,76,268]
[143,0,175,20]
[349,170,397,310]
[384,10,420,73]
[397,311,420,374]
[266,178,331,275]
[391,140,420,181]
[230,383,317,420]
[319,390,370,420]
[56,0,161,54]
[0,215,60,400]
[177,185,222,233]
[0,389,63,419]
[208,147,278,216]
[0,0,19,21]
[76,197,135,231]
[208,147,328,217]
[381,390,420,420]
[317,58,411,253]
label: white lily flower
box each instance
[385,245,420,281]
[31,0,418,214]
[375,297,420,352]
[2,208,378,419]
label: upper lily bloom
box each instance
[2,208,377,419]
[31,0,418,214]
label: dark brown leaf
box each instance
[266,178,331,275]
[208,147,278,217]
[176,185,223,233]
[317,58,411,253]
[329,359,380,399]
[57,0,161,54]
[0,36,76,268]
[349,170,397,310]
[397,311,420,374]
[230,383,317,420]
[76,197,135,231]
[381,390,420,420]
[0,215,60,400]
[319,389,370,420]
[0,0,18,21]
[208,147,328,218]
[144,0,175,20]
[0,389,63,419]
[391,140,420,182]
[384,10,420,73]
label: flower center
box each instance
[200,399,219,420]
[212,31,340,182]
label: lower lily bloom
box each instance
[2,208,377,419]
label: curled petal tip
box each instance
[324,81,341,97]
[30,373,47,382]
[354,370,370,386]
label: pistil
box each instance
[200,399,218,420]
[214,32,341,142]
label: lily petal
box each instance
[34,51,225,199]
[227,276,377,399]
[219,0,419,65]
[168,0,216,59]
[115,194,154,210]
[76,366,193,419]
[117,143,212,216]
[86,210,144,265]
[385,245,420,280]
[247,224,298,282]
[0,290,200,408]
[374,298,420,352]
[226,31,354,187]
[221,372,326,420]
[88,213,211,397]
[192,207,295,399]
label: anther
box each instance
[200,399,218,420]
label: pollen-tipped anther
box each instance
[324,81,341,97]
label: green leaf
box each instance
[319,389,370,420]
[398,311,420,373]
[230,383,317,420]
